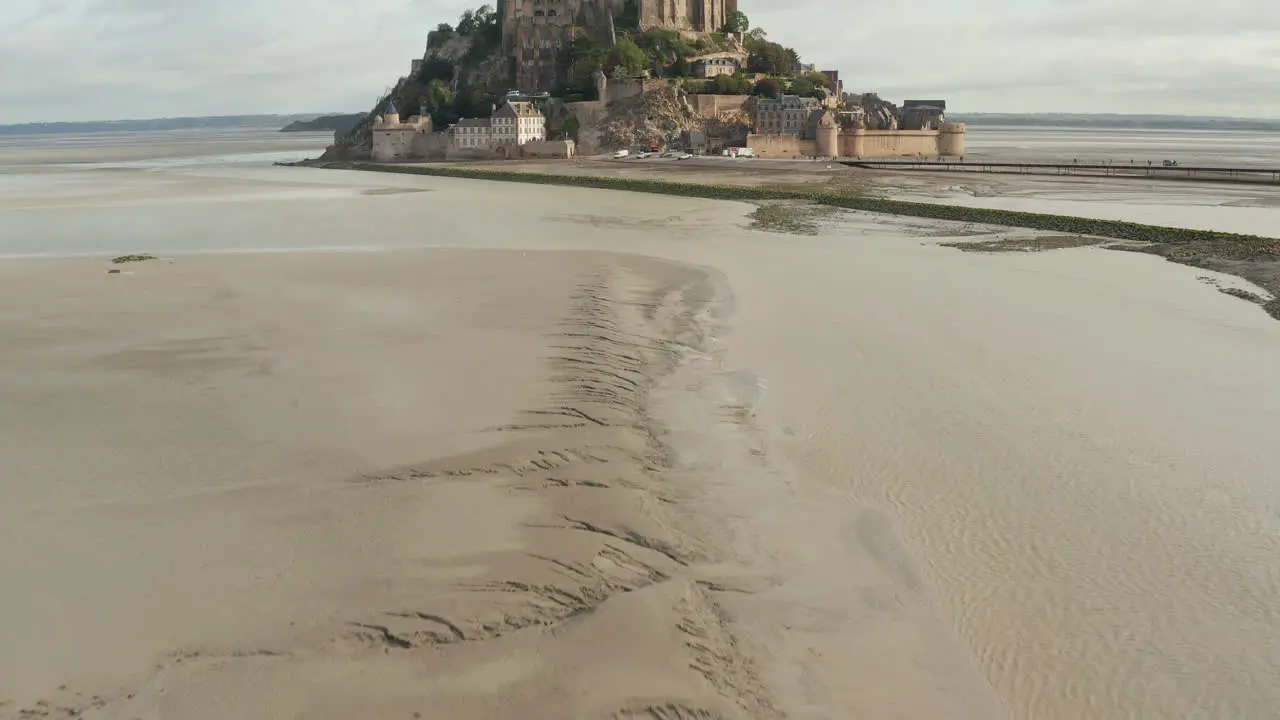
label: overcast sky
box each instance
[1,0,1277,123]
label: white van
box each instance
[613,149,630,158]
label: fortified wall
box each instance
[748,121,966,159]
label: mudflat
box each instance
[0,249,785,718]
[5,135,1280,719]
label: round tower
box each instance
[816,111,839,159]
[383,100,401,126]
[938,122,966,157]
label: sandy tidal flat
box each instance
[0,249,784,719]
[4,138,1280,719]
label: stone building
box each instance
[370,100,554,161]
[746,93,964,159]
[754,94,820,136]
[637,0,736,32]
[371,101,434,162]
[693,57,738,78]
[502,0,737,93]
[450,101,547,154]
[491,100,548,145]
[820,69,842,99]
[451,118,493,150]
[503,0,581,94]
[900,100,947,130]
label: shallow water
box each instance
[3,128,1280,719]
[964,125,1280,168]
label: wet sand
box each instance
[4,134,1280,718]
[1,249,785,719]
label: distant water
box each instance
[964,125,1280,167]
[0,127,329,170]
[887,125,1280,236]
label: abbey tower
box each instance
[503,0,737,93]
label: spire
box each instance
[387,99,398,115]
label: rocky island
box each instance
[322,1,963,162]
[280,113,364,135]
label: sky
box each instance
[1,0,1278,124]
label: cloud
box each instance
[752,0,1280,116]
[0,0,1277,123]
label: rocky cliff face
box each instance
[598,87,704,149]
[324,28,511,160]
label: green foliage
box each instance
[416,57,455,84]
[752,77,782,98]
[459,5,502,64]
[722,10,749,34]
[610,37,649,77]
[709,72,753,95]
[789,78,816,97]
[559,34,608,98]
[426,79,452,109]
[632,28,695,70]
[746,39,798,75]
[452,84,497,118]
[563,115,581,141]
[669,55,692,77]
[456,5,497,35]
[436,22,454,33]
[744,27,767,43]
[804,71,833,90]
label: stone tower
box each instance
[501,0,733,93]
[816,109,838,159]
[637,0,733,31]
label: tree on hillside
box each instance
[426,79,452,109]
[436,22,454,33]
[457,9,477,33]
[744,27,768,44]
[722,10,749,34]
[669,55,692,77]
[710,72,752,95]
[747,40,798,75]
[564,115,581,141]
[752,77,782,98]
[559,35,608,98]
[610,37,649,77]
[635,28,695,67]
[417,56,455,84]
[789,77,826,99]
[804,71,833,90]
[456,4,498,37]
